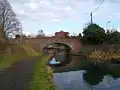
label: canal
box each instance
[45,43,120,90]
[51,54,120,90]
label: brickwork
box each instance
[55,31,69,37]
[23,37,81,53]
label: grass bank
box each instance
[29,55,55,90]
[0,44,41,71]
[80,44,120,61]
[0,53,20,71]
[21,45,40,56]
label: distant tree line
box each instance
[22,30,46,39]
[78,23,120,45]
[22,23,120,45]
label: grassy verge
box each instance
[0,44,41,71]
[29,55,55,90]
[89,50,120,60]
[21,45,40,56]
[0,53,20,71]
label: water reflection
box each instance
[82,63,120,86]
[83,65,104,85]
[46,47,120,89]
[54,63,120,90]
[48,52,71,67]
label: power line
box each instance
[90,0,105,24]
[93,0,105,13]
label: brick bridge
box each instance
[23,37,81,53]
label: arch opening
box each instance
[42,42,72,66]
[42,42,72,53]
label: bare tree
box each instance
[0,0,22,39]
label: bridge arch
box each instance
[53,42,72,51]
[23,37,81,53]
[42,42,72,53]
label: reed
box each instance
[89,49,120,60]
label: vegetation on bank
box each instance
[21,45,40,57]
[89,50,120,60]
[78,23,120,45]
[0,0,29,70]
[0,53,19,71]
[29,55,55,90]
[76,23,120,60]
[0,43,41,71]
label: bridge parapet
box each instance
[23,37,81,53]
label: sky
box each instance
[8,0,120,36]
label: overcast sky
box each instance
[8,0,120,36]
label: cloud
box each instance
[8,0,94,23]
[8,0,120,24]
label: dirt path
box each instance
[0,56,41,90]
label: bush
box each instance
[105,30,120,44]
[82,23,106,45]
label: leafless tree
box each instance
[0,0,22,39]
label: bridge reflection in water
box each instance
[43,43,120,89]
[42,43,71,66]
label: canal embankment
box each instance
[81,44,120,61]
[52,44,120,73]
[0,44,40,71]
[29,55,55,90]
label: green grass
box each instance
[0,44,41,71]
[21,45,41,56]
[0,54,20,71]
[29,55,55,90]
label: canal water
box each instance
[52,55,120,90]
[53,70,120,90]
[46,44,120,90]
[54,70,120,90]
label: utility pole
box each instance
[90,12,93,24]
[106,21,111,31]
[89,0,105,25]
